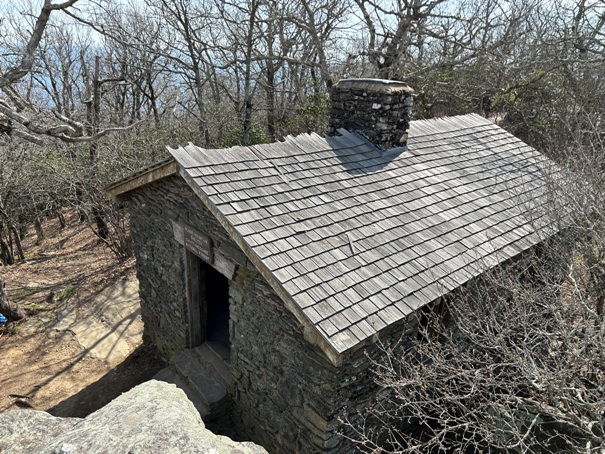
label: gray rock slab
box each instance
[0,410,79,454]
[172,349,227,407]
[0,380,267,454]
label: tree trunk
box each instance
[9,224,25,262]
[86,56,109,241]
[0,275,26,321]
[146,67,161,127]
[92,203,109,240]
[0,234,13,266]
[56,209,66,229]
[34,216,45,245]
[241,0,258,146]
[18,213,28,239]
[590,262,605,319]
[76,182,87,222]
[265,63,277,141]
[88,56,101,172]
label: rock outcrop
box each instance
[0,380,267,454]
[0,410,79,454]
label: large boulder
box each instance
[0,380,267,454]
[0,410,79,454]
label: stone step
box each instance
[194,343,232,390]
[170,347,231,421]
[205,340,230,362]
[152,367,210,420]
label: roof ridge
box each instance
[409,113,493,135]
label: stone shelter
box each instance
[106,79,558,453]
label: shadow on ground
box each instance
[48,345,167,418]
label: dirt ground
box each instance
[0,211,166,418]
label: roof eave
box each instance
[105,158,178,201]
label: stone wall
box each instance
[334,313,422,452]
[127,176,341,452]
[230,261,424,453]
[328,78,414,150]
[127,174,426,453]
[129,176,190,357]
[228,265,341,452]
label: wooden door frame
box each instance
[186,250,205,347]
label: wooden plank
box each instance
[318,319,340,337]
[346,324,367,343]
[173,145,204,168]
[106,159,178,198]
[286,133,329,153]
[186,250,203,347]
[213,252,237,280]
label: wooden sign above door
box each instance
[183,226,214,264]
[172,220,237,280]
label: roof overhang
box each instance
[105,158,178,201]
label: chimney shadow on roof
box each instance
[325,132,407,176]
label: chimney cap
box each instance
[334,78,414,95]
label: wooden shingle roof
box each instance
[167,113,556,364]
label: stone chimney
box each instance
[328,78,414,150]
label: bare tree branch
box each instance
[0,0,80,89]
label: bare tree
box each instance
[0,0,142,145]
[346,245,605,452]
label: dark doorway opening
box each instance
[187,251,230,355]
[204,263,230,347]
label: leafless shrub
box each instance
[346,250,604,452]
[345,138,605,453]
